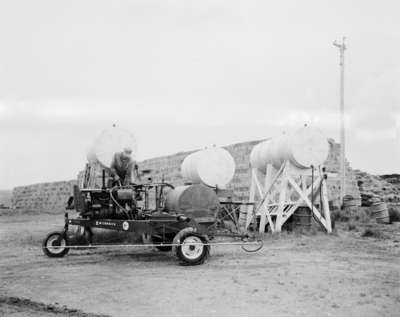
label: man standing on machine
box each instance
[110,147,140,185]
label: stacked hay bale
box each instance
[324,139,361,209]
[140,151,194,186]
[141,138,359,208]
[224,141,259,201]
[139,140,260,201]
[11,138,361,214]
[11,181,76,213]
[0,190,12,209]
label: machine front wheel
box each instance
[42,231,70,258]
[174,231,209,265]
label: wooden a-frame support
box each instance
[246,160,332,234]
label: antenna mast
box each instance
[333,37,347,206]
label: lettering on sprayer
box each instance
[95,221,117,227]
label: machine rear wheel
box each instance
[42,231,69,258]
[174,231,209,266]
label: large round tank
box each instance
[165,184,220,220]
[250,126,329,171]
[87,127,137,168]
[181,147,235,188]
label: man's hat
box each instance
[123,147,133,156]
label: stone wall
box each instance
[324,140,361,205]
[11,181,77,213]
[10,138,360,213]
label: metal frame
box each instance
[50,180,261,257]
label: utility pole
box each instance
[333,37,346,206]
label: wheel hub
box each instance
[47,236,66,254]
[181,236,204,260]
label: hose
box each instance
[241,238,264,253]
[109,185,135,219]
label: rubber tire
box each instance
[173,230,209,266]
[42,231,70,258]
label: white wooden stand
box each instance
[246,161,332,233]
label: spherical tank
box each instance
[181,147,235,188]
[86,127,138,168]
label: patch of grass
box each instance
[361,228,387,239]
[331,209,350,222]
[332,207,373,224]
[347,223,357,231]
[0,296,111,317]
[354,208,371,223]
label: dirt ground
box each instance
[1,213,399,317]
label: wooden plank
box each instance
[275,163,289,232]
[259,164,275,233]
[321,177,332,233]
[245,169,257,229]
[254,169,268,233]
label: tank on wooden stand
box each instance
[247,126,332,233]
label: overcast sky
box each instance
[0,0,399,189]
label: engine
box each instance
[70,185,138,220]
[69,181,219,226]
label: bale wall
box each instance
[11,181,77,213]
[11,138,359,213]
[140,138,360,208]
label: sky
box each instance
[0,0,399,189]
